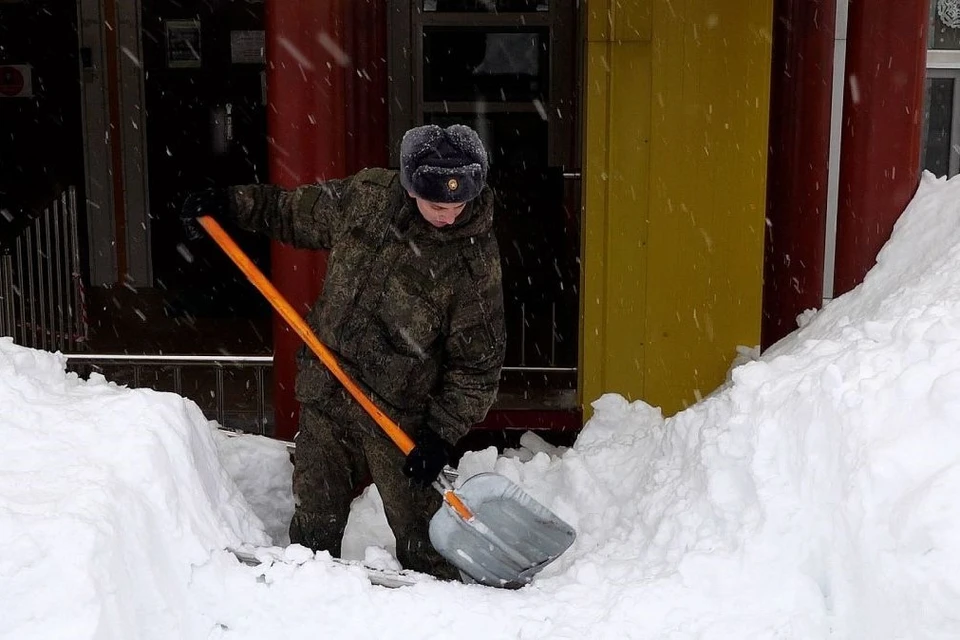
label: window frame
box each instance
[924,5,960,177]
[923,69,960,177]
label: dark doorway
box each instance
[81,0,274,355]
[141,0,270,316]
[388,1,582,420]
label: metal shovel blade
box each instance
[428,472,576,589]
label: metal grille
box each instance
[64,354,274,435]
[0,187,88,351]
[60,353,575,435]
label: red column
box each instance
[344,0,390,171]
[834,0,929,296]
[762,0,836,350]
[264,1,346,440]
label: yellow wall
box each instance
[580,0,773,418]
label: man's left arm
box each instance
[426,238,506,444]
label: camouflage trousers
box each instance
[288,402,460,581]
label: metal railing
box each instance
[0,187,88,351]
[64,353,273,435]
[60,352,576,435]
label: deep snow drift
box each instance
[4,172,960,639]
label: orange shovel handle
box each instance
[198,215,416,454]
[198,216,474,520]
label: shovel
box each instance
[198,216,576,588]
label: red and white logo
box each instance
[0,65,33,98]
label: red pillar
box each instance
[264,1,389,440]
[344,0,390,172]
[264,1,346,440]
[834,0,929,296]
[762,0,836,350]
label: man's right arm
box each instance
[226,178,354,251]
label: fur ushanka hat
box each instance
[399,124,489,204]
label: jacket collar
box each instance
[399,185,494,243]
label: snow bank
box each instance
[440,170,960,637]
[214,431,294,546]
[493,170,960,637]
[4,171,960,639]
[0,344,269,639]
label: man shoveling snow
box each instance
[4,172,960,638]
[179,123,508,583]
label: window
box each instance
[923,75,958,177]
[922,1,960,177]
[424,111,548,168]
[422,0,549,12]
[422,27,549,102]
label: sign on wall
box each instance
[165,20,202,69]
[230,30,265,65]
[0,64,33,98]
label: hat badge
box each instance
[447,177,459,192]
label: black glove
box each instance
[403,427,449,488]
[180,187,231,241]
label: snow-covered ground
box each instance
[4,171,960,638]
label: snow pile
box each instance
[515,169,960,637]
[215,431,294,546]
[4,171,960,638]
[0,346,269,639]
[497,170,960,637]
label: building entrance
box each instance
[388,0,582,419]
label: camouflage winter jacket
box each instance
[226,168,506,443]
